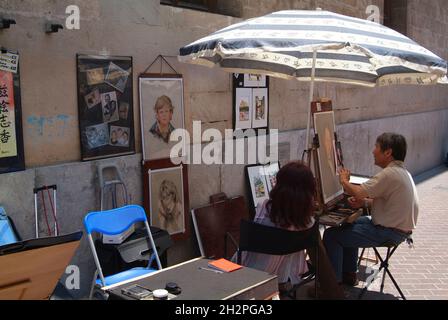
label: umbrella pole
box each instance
[305,49,318,150]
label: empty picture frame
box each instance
[139,75,185,161]
[143,158,189,241]
[313,111,344,205]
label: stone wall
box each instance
[216,0,383,19]
[1,0,447,298]
[407,0,448,61]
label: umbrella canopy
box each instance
[179,10,447,87]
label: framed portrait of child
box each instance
[139,74,186,161]
[143,158,189,241]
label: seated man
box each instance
[323,132,419,286]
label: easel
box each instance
[304,102,375,264]
[304,134,326,215]
[303,99,339,216]
[303,100,362,225]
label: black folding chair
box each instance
[236,219,319,299]
[358,237,414,300]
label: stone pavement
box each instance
[297,165,448,300]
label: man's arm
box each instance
[339,168,369,201]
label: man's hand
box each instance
[347,196,364,209]
[338,168,370,201]
[338,168,351,184]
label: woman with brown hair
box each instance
[238,161,316,286]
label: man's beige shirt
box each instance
[361,161,419,231]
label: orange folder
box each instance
[208,258,243,273]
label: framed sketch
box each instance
[313,111,344,205]
[233,73,269,134]
[263,162,280,193]
[76,54,135,161]
[244,74,266,87]
[143,158,189,241]
[139,75,185,161]
[245,162,281,211]
[252,88,268,128]
[0,50,25,174]
[235,88,252,129]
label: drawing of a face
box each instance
[111,130,117,143]
[159,180,179,217]
[156,104,173,126]
[119,103,128,119]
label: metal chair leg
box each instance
[315,245,319,299]
[384,267,406,300]
[88,269,99,300]
[358,248,365,267]
[359,245,405,300]
[379,248,390,293]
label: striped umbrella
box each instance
[178,9,447,145]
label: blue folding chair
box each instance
[0,207,20,246]
[84,205,162,299]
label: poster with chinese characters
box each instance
[0,51,25,174]
[0,71,17,158]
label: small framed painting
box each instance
[252,88,268,129]
[235,88,252,130]
[233,73,269,134]
[244,74,267,87]
[143,158,189,241]
[245,162,281,211]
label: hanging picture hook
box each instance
[143,55,179,75]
